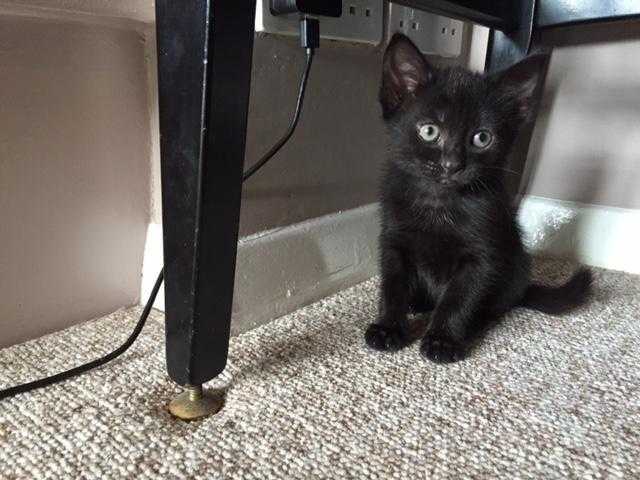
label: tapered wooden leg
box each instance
[155,0,256,417]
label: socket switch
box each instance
[255,0,383,45]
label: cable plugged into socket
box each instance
[270,0,342,17]
[257,0,380,46]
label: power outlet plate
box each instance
[255,0,383,45]
[387,3,464,57]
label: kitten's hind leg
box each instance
[365,246,415,352]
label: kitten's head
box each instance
[380,33,547,193]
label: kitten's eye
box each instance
[418,123,440,143]
[471,130,493,149]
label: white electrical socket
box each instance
[255,0,383,45]
[387,3,464,57]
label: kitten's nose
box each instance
[441,158,464,174]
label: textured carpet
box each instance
[1,259,639,479]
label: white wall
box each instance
[0,14,153,347]
[516,23,640,274]
[524,23,640,209]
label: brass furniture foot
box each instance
[168,385,223,421]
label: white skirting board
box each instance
[140,197,640,333]
[518,195,640,275]
[140,204,380,335]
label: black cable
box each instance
[0,268,164,400]
[0,38,316,402]
[243,48,314,181]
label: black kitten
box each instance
[365,34,592,363]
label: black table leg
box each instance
[155,0,256,415]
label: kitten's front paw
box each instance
[365,324,409,352]
[420,332,466,363]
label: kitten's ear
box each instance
[493,53,550,122]
[380,33,434,119]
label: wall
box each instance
[0,15,151,347]
[523,22,640,209]
[515,22,640,274]
[241,36,383,235]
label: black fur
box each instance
[365,34,592,363]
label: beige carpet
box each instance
[1,259,639,479]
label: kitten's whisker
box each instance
[476,178,498,198]
[482,166,521,176]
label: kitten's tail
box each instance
[519,268,593,315]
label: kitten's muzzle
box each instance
[441,157,464,175]
[438,177,455,185]
[421,160,461,185]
